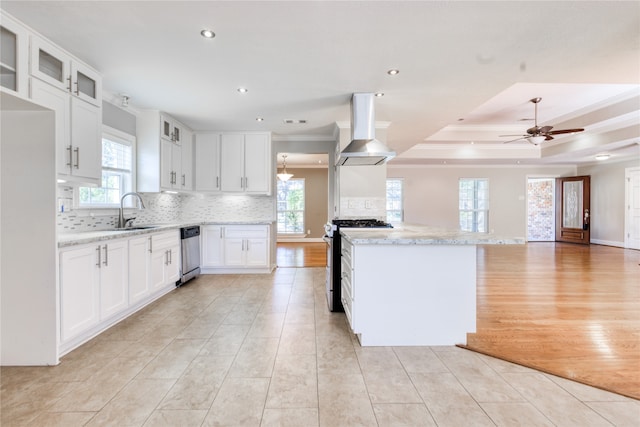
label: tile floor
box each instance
[1,267,638,426]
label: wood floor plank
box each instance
[463,242,640,400]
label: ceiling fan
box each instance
[501,97,584,145]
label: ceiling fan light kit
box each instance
[501,97,585,145]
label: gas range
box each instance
[325,218,392,237]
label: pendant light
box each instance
[277,154,293,181]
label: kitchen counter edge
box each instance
[340,224,525,245]
[58,221,275,248]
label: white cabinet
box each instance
[149,231,181,290]
[340,239,355,327]
[60,244,100,343]
[220,133,271,194]
[59,239,128,343]
[195,133,221,192]
[180,128,193,191]
[30,36,101,107]
[201,224,270,271]
[201,225,224,267]
[28,35,102,184]
[138,110,193,192]
[98,240,129,320]
[128,235,151,305]
[0,12,30,97]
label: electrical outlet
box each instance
[307,229,311,235]
[348,200,355,208]
[365,200,372,209]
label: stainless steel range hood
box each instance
[337,93,396,166]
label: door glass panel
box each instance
[38,49,64,82]
[173,126,180,143]
[76,71,96,99]
[163,120,171,138]
[0,26,17,90]
[563,181,583,228]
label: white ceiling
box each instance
[3,1,639,166]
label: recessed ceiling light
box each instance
[595,154,610,161]
[374,92,384,97]
[256,117,264,122]
[200,29,215,38]
[470,141,475,145]
[387,69,399,75]
[237,87,248,93]
[283,119,307,124]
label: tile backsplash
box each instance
[56,186,275,233]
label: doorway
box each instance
[527,177,555,241]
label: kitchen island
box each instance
[339,224,524,346]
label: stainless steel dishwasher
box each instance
[178,226,200,286]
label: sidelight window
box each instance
[386,178,404,223]
[459,178,489,232]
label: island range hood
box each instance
[337,93,396,166]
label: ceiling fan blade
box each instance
[545,135,554,141]
[503,136,526,144]
[546,128,584,135]
[538,125,554,134]
[499,134,527,137]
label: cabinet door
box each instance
[99,240,129,320]
[149,245,167,291]
[195,133,221,191]
[160,139,174,189]
[30,77,71,176]
[165,243,181,285]
[0,14,29,96]
[129,235,150,305]
[220,133,245,192]
[180,129,193,191]
[245,238,268,267]
[224,238,245,266]
[171,142,182,189]
[201,225,224,267]
[30,36,70,92]
[70,96,101,183]
[70,61,101,107]
[60,245,100,342]
[244,133,270,194]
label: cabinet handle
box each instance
[216,176,219,188]
[240,177,243,188]
[169,249,172,264]
[148,236,153,253]
[73,147,80,169]
[66,146,72,167]
[96,246,101,268]
[66,76,72,92]
[74,80,79,96]
[220,228,223,239]
[246,240,250,251]
[165,250,169,266]
[103,244,108,266]
[245,177,248,189]
[182,174,185,186]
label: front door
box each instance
[555,176,591,244]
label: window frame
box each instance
[276,178,306,235]
[386,178,404,224]
[75,125,136,209]
[459,178,489,233]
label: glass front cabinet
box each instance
[0,13,29,97]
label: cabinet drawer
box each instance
[150,230,179,250]
[224,225,268,239]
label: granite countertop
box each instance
[58,220,275,248]
[340,223,525,245]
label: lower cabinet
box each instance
[201,224,270,272]
[59,229,180,354]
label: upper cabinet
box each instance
[137,110,193,193]
[219,132,271,194]
[195,133,221,192]
[1,12,104,186]
[0,13,29,97]
[30,36,101,107]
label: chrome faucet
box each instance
[117,192,146,228]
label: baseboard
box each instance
[591,239,624,248]
[277,237,324,243]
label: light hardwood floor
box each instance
[276,242,327,268]
[464,242,640,400]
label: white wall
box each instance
[387,164,578,238]
[1,94,58,365]
[578,157,640,247]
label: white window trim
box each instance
[459,177,489,233]
[74,125,137,210]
